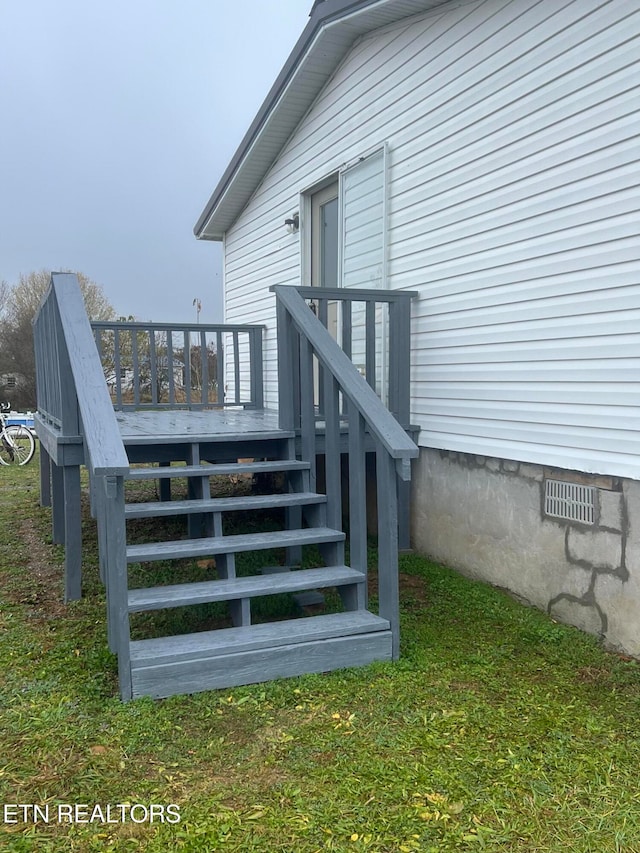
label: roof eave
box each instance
[194,0,451,240]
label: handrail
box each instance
[272,285,418,475]
[33,273,129,476]
[272,284,418,660]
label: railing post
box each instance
[103,474,132,700]
[376,444,400,660]
[388,296,412,427]
[250,327,264,409]
[276,298,296,431]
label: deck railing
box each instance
[91,321,264,410]
[272,285,419,659]
[292,287,416,428]
[33,274,129,477]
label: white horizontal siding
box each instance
[223,0,640,477]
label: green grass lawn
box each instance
[1,454,640,852]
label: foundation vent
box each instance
[544,479,596,525]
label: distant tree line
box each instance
[0,270,115,410]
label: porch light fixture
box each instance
[284,212,299,233]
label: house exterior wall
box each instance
[412,448,640,656]
[221,0,640,652]
[225,0,640,478]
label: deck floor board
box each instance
[116,407,286,445]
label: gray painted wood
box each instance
[51,461,65,545]
[376,444,400,660]
[47,274,129,476]
[128,566,364,612]
[125,458,309,480]
[63,465,82,602]
[348,404,368,584]
[272,286,418,461]
[91,319,265,412]
[115,407,289,443]
[39,444,51,508]
[323,372,341,530]
[131,610,389,663]
[299,338,317,490]
[127,526,345,563]
[124,491,326,518]
[103,475,132,701]
[131,631,392,699]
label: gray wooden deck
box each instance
[116,407,284,445]
[33,274,419,700]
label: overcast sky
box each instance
[0,1,310,322]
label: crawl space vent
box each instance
[544,479,596,525]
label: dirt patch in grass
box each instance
[576,665,612,684]
[368,570,430,610]
[1,517,67,620]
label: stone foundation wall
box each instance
[411,448,640,657]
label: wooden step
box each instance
[128,565,364,612]
[129,611,392,699]
[126,459,309,480]
[124,491,326,519]
[126,527,345,563]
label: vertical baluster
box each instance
[348,403,367,585]
[167,331,175,405]
[341,298,352,359]
[365,299,376,390]
[216,331,224,406]
[183,331,192,406]
[200,330,208,405]
[388,299,400,420]
[318,297,328,328]
[300,337,316,490]
[324,371,341,531]
[132,329,140,407]
[114,329,122,409]
[233,331,240,404]
[341,300,352,418]
[149,328,158,404]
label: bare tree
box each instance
[0,280,8,318]
[0,269,115,409]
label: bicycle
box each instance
[0,402,36,465]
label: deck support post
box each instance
[63,464,82,602]
[376,445,400,660]
[397,478,411,552]
[39,444,52,508]
[51,461,65,545]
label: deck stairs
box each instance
[35,273,418,702]
[112,433,392,700]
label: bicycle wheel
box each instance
[0,426,36,465]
